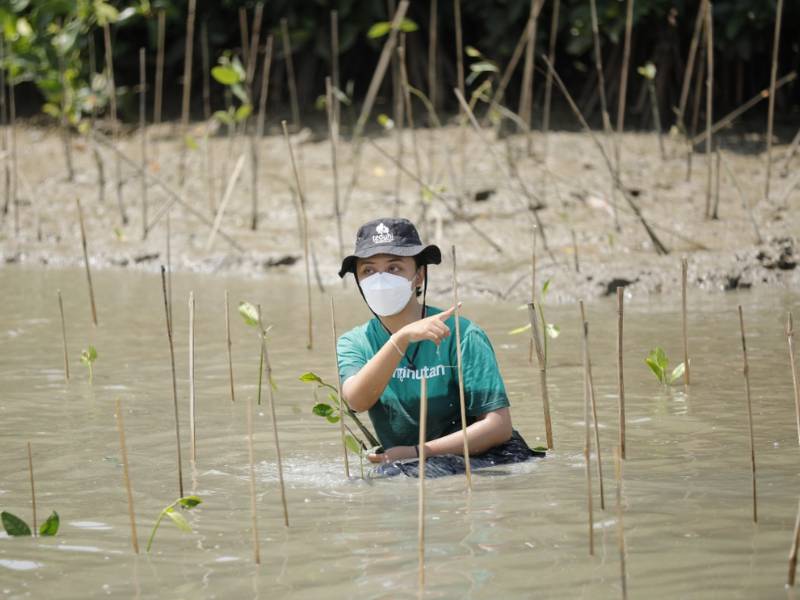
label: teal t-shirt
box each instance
[337,306,510,449]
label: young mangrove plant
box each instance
[299,371,380,452]
[238,301,274,405]
[1,510,59,537]
[645,348,686,387]
[80,345,97,383]
[510,280,560,364]
[146,496,202,553]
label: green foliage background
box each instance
[1,0,797,128]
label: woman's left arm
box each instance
[367,407,513,463]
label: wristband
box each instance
[388,336,405,358]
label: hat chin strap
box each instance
[355,266,428,338]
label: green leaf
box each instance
[367,21,391,39]
[165,508,192,533]
[234,103,252,122]
[542,279,551,296]
[645,356,665,384]
[469,61,498,74]
[532,446,548,453]
[178,496,202,509]
[377,113,394,130]
[312,403,334,418]
[299,372,323,384]
[637,62,657,80]
[213,109,234,126]
[42,102,61,118]
[184,134,198,151]
[39,511,59,536]
[465,46,482,58]
[508,323,532,335]
[1,511,31,536]
[399,18,418,33]
[238,301,259,327]
[231,83,249,104]
[545,323,560,339]
[80,345,97,365]
[326,415,341,424]
[669,362,686,384]
[344,434,362,455]
[211,65,240,86]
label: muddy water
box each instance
[0,266,799,599]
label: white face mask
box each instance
[359,272,414,317]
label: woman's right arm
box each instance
[342,306,457,412]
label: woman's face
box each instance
[356,254,421,284]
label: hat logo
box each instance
[372,222,394,244]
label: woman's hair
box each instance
[414,256,426,298]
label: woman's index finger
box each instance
[436,302,462,321]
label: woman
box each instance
[337,218,540,475]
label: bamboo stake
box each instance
[615,447,628,599]
[57,290,69,382]
[178,0,197,188]
[580,315,594,555]
[451,246,472,488]
[704,1,714,219]
[206,154,246,251]
[529,228,537,364]
[153,10,165,131]
[257,305,289,527]
[617,287,626,459]
[115,400,139,553]
[282,120,313,351]
[225,290,235,403]
[677,1,706,133]
[76,198,98,326]
[418,375,428,588]
[161,266,184,498]
[571,229,580,273]
[139,48,148,241]
[737,305,757,523]
[528,303,553,449]
[542,56,670,255]
[691,72,795,147]
[342,0,409,210]
[102,22,127,226]
[580,301,605,510]
[251,35,274,231]
[789,496,800,586]
[27,442,37,536]
[330,11,341,127]
[166,211,172,328]
[0,36,8,218]
[787,313,800,446]
[330,298,350,479]
[189,292,196,462]
[427,0,438,114]
[765,0,784,201]
[244,340,261,565]
[326,78,344,272]
[9,79,16,236]
[682,258,690,386]
[711,147,721,218]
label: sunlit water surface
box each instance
[1,267,799,599]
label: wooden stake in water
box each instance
[788,313,800,446]
[764,0,784,201]
[244,345,261,565]
[418,376,428,588]
[529,228,537,364]
[189,292,196,462]
[737,305,757,523]
[682,258,691,386]
[225,290,235,403]
[330,297,350,479]
[580,317,594,555]
[617,287,626,459]
[282,120,313,351]
[161,266,184,498]
[580,301,605,510]
[257,305,289,527]
[789,497,800,586]
[614,447,628,599]
[527,303,553,450]
[451,247,472,488]
[57,290,69,381]
[115,399,139,553]
[76,198,98,326]
[27,442,37,536]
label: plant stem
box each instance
[115,399,139,553]
[738,305,757,523]
[451,246,472,488]
[76,198,98,326]
[528,303,553,449]
[788,313,800,447]
[58,290,69,382]
[161,266,184,498]
[418,376,428,588]
[617,287,626,459]
[27,442,37,536]
[225,290,235,403]
[682,257,691,387]
[330,297,350,479]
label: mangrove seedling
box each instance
[645,348,686,386]
[238,301,274,405]
[146,496,202,553]
[299,372,380,449]
[1,510,59,537]
[509,280,560,364]
[80,345,97,383]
